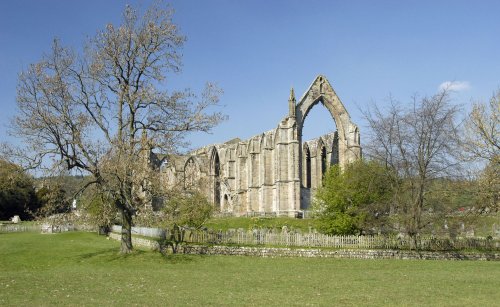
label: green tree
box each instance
[160,189,213,253]
[462,90,499,164]
[7,2,224,253]
[0,159,38,220]
[35,183,70,217]
[313,160,395,235]
[79,186,119,233]
[462,90,499,213]
[476,161,499,213]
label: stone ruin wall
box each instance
[158,75,361,216]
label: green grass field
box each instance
[1,232,499,306]
[204,214,500,237]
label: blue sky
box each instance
[1,0,499,150]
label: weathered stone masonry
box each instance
[159,76,361,216]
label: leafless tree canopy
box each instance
[363,90,461,243]
[9,3,225,253]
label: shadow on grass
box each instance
[77,248,121,260]
[77,247,201,265]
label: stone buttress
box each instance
[158,75,361,216]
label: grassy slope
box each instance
[204,215,500,237]
[1,232,499,306]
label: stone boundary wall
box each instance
[181,245,500,261]
[107,232,499,260]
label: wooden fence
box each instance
[214,211,314,219]
[182,230,499,251]
[0,224,42,233]
[0,223,97,233]
[110,225,499,251]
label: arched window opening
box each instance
[321,146,327,176]
[184,157,199,190]
[305,146,311,188]
[301,100,336,189]
[331,132,339,165]
[301,101,335,142]
[223,194,229,211]
[160,158,168,171]
[213,150,221,206]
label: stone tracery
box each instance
[159,76,361,216]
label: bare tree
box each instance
[8,3,225,253]
[364,90,461,247]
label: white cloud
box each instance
[438,81,471,92]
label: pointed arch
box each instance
[295,75,361,169]
[222,194,229,212]
[250,134,262,154]
[236,142,247,158]
[331,131,339,166]
[318,137,327,176]
[209,147,221,207]
[296,76,348,137]
[303,142,311,188]
[263,131,274,150]
[354,126,360,146]
[273,127,281,145]
[184,156,200,190]
[259,133,266,150]
[158,155,169,173]
[235,142,248,193]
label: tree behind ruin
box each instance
[462,91,499,213]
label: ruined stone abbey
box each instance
[159,76,361,216]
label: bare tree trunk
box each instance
[121,208,133,254]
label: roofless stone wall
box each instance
[158,76,361,216]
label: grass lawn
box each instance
[1,232,499,306]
